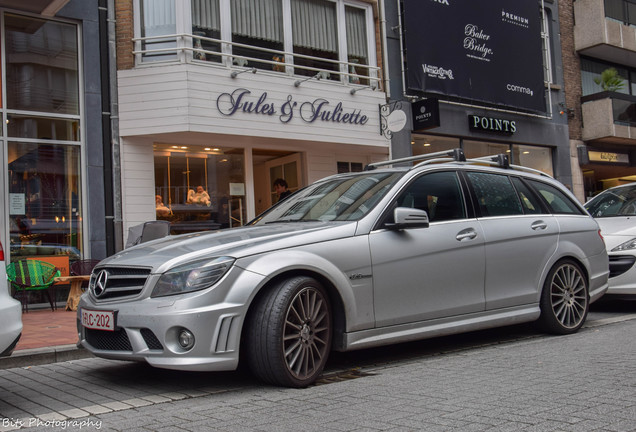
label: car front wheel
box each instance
[538,259,589,334]
[246,276,332,388]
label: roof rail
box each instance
[466,154,552,177]
[365,148,466,170]
[365,148,552,177]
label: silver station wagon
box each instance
[78,149,609,387]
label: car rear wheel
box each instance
[246,276,332,387]
[538,259,589,334]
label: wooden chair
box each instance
[7,260,61,312]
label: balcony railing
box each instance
[582,91,636,127]
[132,33,382,90]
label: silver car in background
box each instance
[0,239,22,357]
[585,182,636,297]
[78,149,609,387]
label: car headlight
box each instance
[611,238,636,252]
[151,257,235,298]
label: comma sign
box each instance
[216,88,369,126]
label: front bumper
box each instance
[78,297,246,371]
[77,267,264,371]
[606,253,636,296]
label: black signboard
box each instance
[412,98,440,131]
[402,0,546,113]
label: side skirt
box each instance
[337,305,541,351]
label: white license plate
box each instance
[81,309,115,331]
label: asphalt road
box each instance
[1,298,635,431]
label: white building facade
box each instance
[117,0,388,241]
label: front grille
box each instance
[609,255,636,278]
[85,328,132,351]
[141,328,163,350]
[90,267,151,300]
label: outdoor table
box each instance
[54,275,91,311]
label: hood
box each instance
[595,217,636,237]
[595,217,636,250]
[99,221,357,273]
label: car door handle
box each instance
[456,229,477,241]
[531,221,548,230]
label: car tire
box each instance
[538,259,589,334]
[246,276,332,388]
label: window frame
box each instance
[134,0,378,84]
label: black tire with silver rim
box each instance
[538,259,589,334]
[246,276,332,387]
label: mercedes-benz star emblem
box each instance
[94,269,109,298]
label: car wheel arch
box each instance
[239,268,347,357]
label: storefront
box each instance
[579,146,636,201]
[1,10,82,268]
[116,0,388,242]
[117,64,388,241]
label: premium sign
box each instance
[469,115,516,135]
[216,88,369,126]
[402,0,545,113]
[412,98,440,131]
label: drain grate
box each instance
[313,368,375,386]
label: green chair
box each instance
[6,260,61,312]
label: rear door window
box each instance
[510,177,545,214]
[465,172,523,217]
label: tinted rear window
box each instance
[527,180,584,215]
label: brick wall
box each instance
[116,0,134,71]
[558,0,582,141]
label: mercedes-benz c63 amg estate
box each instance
[78,149,609,387]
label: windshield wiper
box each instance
[265,219,322,224]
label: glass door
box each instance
[265,153,302,207]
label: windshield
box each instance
[251,172,403,225]
[585,185,636,217]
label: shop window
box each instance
[154,145,246,232]
[8,142,83,264]
[462,140,510,160]
[7,114,79,141]
[511,145,553,176]
[411,135,459,157]
[141,0,177,62]
[4,13,79,115]
[337,161,363,173]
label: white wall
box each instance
[118,64,387,147]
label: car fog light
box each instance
[178,329,195,350]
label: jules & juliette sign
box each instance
[216,88,369,126]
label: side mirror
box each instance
[386,207,430,230]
